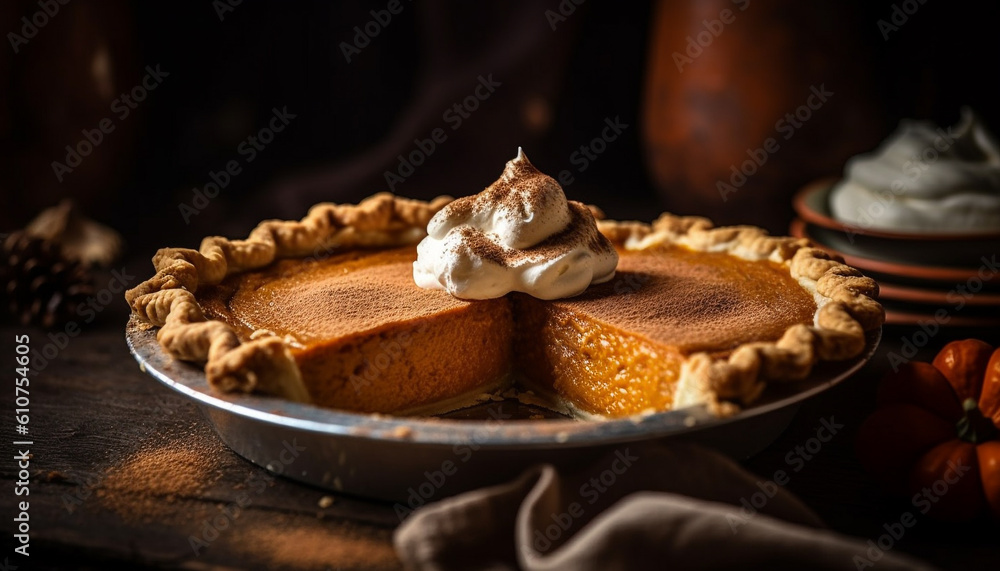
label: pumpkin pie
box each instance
[126,157,882,418]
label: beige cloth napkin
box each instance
[394,443,934,570]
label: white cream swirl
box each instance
[413,148,618,300]
[830,108,1000,233]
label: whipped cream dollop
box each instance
[413,148,618,300]
[830,108,1000,233]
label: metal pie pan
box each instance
[126,317,880,502]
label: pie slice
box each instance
[197,246,514,414]
[126,192,882,418]
[518,217,881,416]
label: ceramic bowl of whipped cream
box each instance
[796,108,1000,240]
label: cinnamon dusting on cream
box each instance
[412,148,618,300]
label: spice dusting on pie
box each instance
[515,246,820,416]
[126,150,883,418]
[198,247,514,414]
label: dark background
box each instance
[2,0,999,252]
[2,3,1000,569]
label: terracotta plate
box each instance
[791,218,1000,286]
[794,179,1000,242]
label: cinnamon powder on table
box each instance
[233,516,399,570]
[97,427,225,523]
[95,426,398,568]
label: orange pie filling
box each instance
[199,248,513,414]
[196,243,819,418]
[514,298,685,416]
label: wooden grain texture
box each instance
[0,290,402,571]
[1,283,997,570]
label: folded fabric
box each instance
[394,443,934,570]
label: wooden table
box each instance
[2,261,997,570]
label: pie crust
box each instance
[125,193,882,416]
[597,215,882,414]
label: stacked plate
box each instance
[792,179,1000,327]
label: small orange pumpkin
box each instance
[856,339,1000,521]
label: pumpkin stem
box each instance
[956,398,998,444]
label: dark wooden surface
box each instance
[1,262,998,570]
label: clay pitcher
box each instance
[641,0,883,231]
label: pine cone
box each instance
[1,231,95,328]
